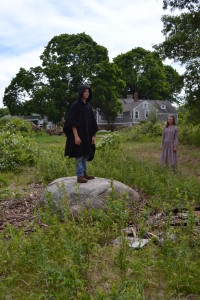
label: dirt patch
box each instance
[178,155,200,165]
[0,183,45,233]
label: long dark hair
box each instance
[166,115,176,127]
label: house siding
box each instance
[97,111,132,124]
[157,113,178,122]
[97,99,178,127]
[132,101,157,123]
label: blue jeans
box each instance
[75,156,87,177]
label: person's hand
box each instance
[75,136,81,146]
[92,136,96,144]
[173,146,177,152]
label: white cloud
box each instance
[0,47,43,106]
[0,0,181,107]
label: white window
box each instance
[161,105,166,109]
[143,102,148,109]
[134,111,139,119]
[118,112,123,118]
[145,110,149,118]
[130,111,134,119]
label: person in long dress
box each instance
[160,115,178,171]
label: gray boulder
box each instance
[44,177,140,216]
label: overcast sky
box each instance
[0,0,181,108]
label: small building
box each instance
[97,93,178,128]
[23,114,40,123]
[0,114,53,129]
[23,114,53,129]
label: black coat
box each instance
[63,85,98,160]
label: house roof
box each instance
[23,116,40,120]
[119,99,142,112]
[152,100,177,114]
[119,99,177,114]
[1,115,20,119]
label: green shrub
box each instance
[151,122,164,137]
[0,118,32,137]
[179,124,200,145]
[123,121,164,142]
[123,121,200,145]
[0,131,37,172]
[96,132,121,151]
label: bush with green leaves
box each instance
[0,130,37,172]
[123,121,163,142]
[179,124,200,145]
[96,132,120,151]
[0,117,32,137]
[123,120,200,145]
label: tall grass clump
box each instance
[36,146,74,182]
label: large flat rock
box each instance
[44,177,140,216]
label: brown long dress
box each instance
[160,125,178,170]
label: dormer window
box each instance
[161,105,166,110]
[143,102,148,109]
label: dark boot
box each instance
[84,172,95,180]
[77,176,88,183]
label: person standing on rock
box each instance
[160,115,178,171]
[63,85,98,183]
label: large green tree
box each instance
[3,66,48,116]
[91,62,125,122]
[113,47,183,101]
[3,33,124,123]
[154,0,200,122]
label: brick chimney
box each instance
[134,92,138,102]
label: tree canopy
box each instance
[3,32,183,122]
[91,62,125,122]
[113,47,183,102]
[154,0,200,122]
[3,33,123,123]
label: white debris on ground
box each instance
[112,236,150,249]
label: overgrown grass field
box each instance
[0,121,200,299]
